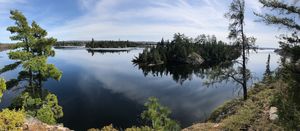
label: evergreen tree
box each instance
[263,54,272,82]
[255,0,300,61]
[225,0,256,100]
[91,38,95,48]
[5,10,63,124]
[142,97,180,131]
[6,10,62,89]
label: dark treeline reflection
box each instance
[134,62,234,85]
[87,49,131,56]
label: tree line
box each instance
[86,38,147,48]
[54,39,153,48]
[133,33,241,66]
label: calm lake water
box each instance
[0,49,280,131]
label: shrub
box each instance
[0,109,25,131]
[142,97,180,131]
[36,105,56,125]
[0,78,6,100]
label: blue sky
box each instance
[0,0,292,47]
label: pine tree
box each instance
[225,0,256,100]
[6,10,63,124]
[255,0,300,61]
[142,97,180,131]
[7,10,62,89]
[263,54,272,82]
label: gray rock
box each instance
[186,52,204,65]
[269,107,279,121]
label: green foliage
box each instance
[36,105,56,125]
[272,65,300,130]
[209,99,242,122]
[125,126,153,131]
[142,97,180,131]
[256,0,300,31]
[86,40,144,48]
[88,97,179,131]
[0,61,21,75]
[133,33,240,66]
[256,0,300,61]
[11,91,63,125]
[256,1,300,129]
[272,88,300,130]
[0,78,6,100]
[225,0,256,100]
[6,9,62,89]
[54,41,86,47]
[263,54,272,83]
[209,81,282,130]
[0,109,25,131]
[88,124,118,131]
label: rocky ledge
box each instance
[23,117,72,131]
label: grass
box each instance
[185,80,287,131]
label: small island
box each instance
[133,33,241,66]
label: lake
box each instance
[0,48,280,131]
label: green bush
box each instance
[125,126,153,131]
[0,109,25,131]
[142,97,181,131]
[36,105,56,125]
[0,78,6,100]
[11,91,63,125]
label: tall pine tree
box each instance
[225,0,256,100]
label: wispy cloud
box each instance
[47,0,279,47]
[0,0,281,47]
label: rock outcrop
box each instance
[23,117,72,131]
[269,107,279,121]
[174,52,205,65]
[186,52,205,65]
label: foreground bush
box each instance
[0,109,25,130]
[89,97,180,131]
[11,91,63,125]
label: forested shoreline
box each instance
[133,33,241,66]
[0,0,299,130]
[54,39,156,48]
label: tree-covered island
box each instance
[133,33,241,66]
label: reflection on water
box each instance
[87,49,131,56]
[0,49,280,130]
[134,62,233,85]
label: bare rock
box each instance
[269,107,279,121]
[186,52,204,65]
[23,117,73,131]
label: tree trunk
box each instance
[241,19,248,100]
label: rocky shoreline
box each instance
[23,117,72,131]
[182,81,283,131]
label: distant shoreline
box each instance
[0,44,12,52]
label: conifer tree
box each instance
[255,0,300,61]
[5,10,64,124]
[263,54,272,82]
[6,10,62,89]
[225,0,256,100]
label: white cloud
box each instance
[0,0,280,47]
[78,0,98,10]
[47,0,279,47]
